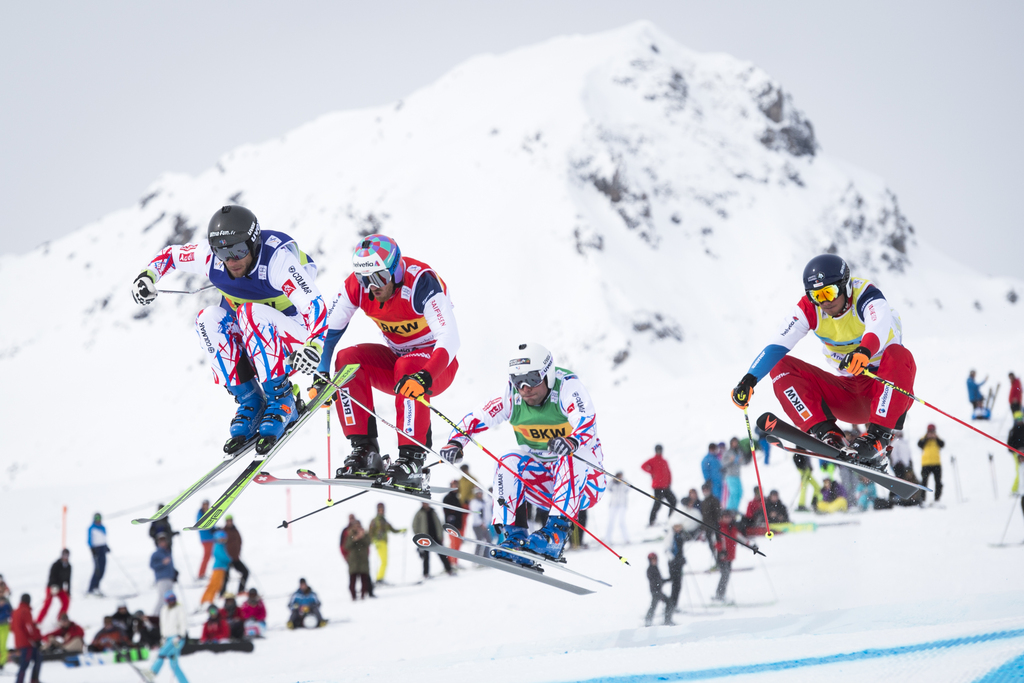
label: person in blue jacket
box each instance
[87,513,110,596]
[287,578,326,629]
[149,533,177,617]
[200,531,231,607]
[967,370,989,418]
[700,443,723,501]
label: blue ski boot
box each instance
[489,526,533,566]
[256,374,297,455]
[525,515,573,561]
[223,378,266,455]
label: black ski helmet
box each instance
[802,254,851,300]
[208,206,261,273]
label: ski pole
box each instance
[326,408,333,505]
[278,489,368,529]
[989,454,999,500]
[744,408,774,540]
[998,497,1018,545]
[863,370,1024,458]
[567,454,763,556]
[156,284,216,295]
[418,397,634,566]
[110,553,141,593]
[950,456,962,503]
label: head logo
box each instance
[764,416,778,431]
[415,537,431,547]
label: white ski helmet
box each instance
[509,343,555,390]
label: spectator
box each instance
[755,425,772,465]
[287,579,326,629]
[700,443,723,502]
[890,431,915,481]
[918,424,945,504]
[200,605,231,643]
[468,491,491,557]
[12,594,42,683]
[142,591,188,683]
[765,490,790,524]
[149,508,175,549]
[87,512,110,597]
[109,602,133,635]
[41,611,85,654]
[457,464,476,510]
[642,445,677,525]
[238,588,267,639]
[854,476,878,511]
[741,486,766,536]
[605,471,630,544]
[339,514,357,562]
[413,503,453,578]
[1008,419,1024,497]
[132,611,160,648]
[1010,372,1023,421]
[967,370,988,419]
[368,503,404,584]
[343,520,373,600]
[793,451,821,512]
[89,616,131,652]
[149,533,177,616]
[0,586,11,671]
[37,549,71,624]
[721,438,744,512]
[221,594,244,639]
[712,510,747,602]
[197,500,214,580]
[644,553,673,627]
[666,522,687,612]
[222,516,249,595]
[443,481,466,563]
[201,531,230,606]
[816,478,848,513]
[699,482,721,566]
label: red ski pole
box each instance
[863,370,1024,459]
[743,408,774,540]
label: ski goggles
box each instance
[806,283,841,305]
[356,269,392,291]
[212,242,251,262]
[510,370,545,390]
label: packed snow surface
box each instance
[2,21,1023,683]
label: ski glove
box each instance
[439,440,464,464]
[839,346,871,376]
[289,340,323,376]
[307,374,334,407]
[731,373,757,408]
[395,370,432,399]
[547,435,580,457]
[132,271,157,306]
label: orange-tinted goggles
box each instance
[806,284,841,304]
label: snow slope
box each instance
[1,21,1023,683]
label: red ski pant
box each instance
[333,344,459,448]
[37,589,69,623]
[769,345,916,432]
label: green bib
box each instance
[510,368,575,454]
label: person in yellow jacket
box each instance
[367,503,405,585]
[918,424,944,503]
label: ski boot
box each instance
[379,445,428,493]
[489,526,533,566]
[809,420,847,452]
[524,515,573,561]
[840,423,893,472]
[223,378,266,456]
[335,436,386,479]
[255,375,297,456]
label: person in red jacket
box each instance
[1009,372,1022,420]
[88,616,131,652]
[200,605,232,642]
[641,445,677,526]
[713,509,754,603]
[237,588,267,638]
[11,594,43,683]
[41,612,85,654]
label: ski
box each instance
[252,469,455,495]
[440,523,612,587]
[131,440,257,525]
[325,477,470,513]
[184,364,359,531]
[684,566,754,576]
[411,534,595,595]
[756,412,929,499]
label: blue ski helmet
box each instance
[802,254,851,301]
[352,235,404,290]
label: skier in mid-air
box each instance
[308,234,460,493]
[131,206,328,455]
[730,254,916,471]
[438,343,606,564]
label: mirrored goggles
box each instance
[212,242,250,262]
[356,269,392,291]
[806,283,841,305]
[510,370,545,390]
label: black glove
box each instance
[731,373,757,408]
[439,441,464,464]
[132,271,157,305]
[395,370,432,399]
[547,435,580,457]
[307,374,334,407]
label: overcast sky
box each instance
[2,1,1021,277]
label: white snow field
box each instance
[2,21,1024,683]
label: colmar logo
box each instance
[567,402,575,414]
[287,266,312,294]
[783,387,812,421]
